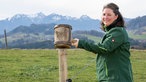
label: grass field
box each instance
[0,49,146,82]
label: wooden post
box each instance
[4,29,8,49]
[58,49,68,82]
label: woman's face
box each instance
[102,8,118,26]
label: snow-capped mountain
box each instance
[0,13,101,34]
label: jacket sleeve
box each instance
[78,28,124,54]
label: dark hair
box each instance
[101,3,125,31]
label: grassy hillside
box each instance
[0,49,146,82]
[79,34,102,43]
[127,27,146,40]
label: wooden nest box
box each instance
[54,24,72,48]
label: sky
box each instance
[0,0,146,20]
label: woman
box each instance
[71,3,133,82]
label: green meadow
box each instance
[0,49,146,82]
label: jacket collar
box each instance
[104,23,116,32]
[104,19,121,32]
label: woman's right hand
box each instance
[71,38,79,48]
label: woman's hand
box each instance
[71,38,79,48]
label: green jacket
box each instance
[78,27,133,82]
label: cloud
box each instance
[0,0,146,19]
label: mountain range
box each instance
[0,12,101,34]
